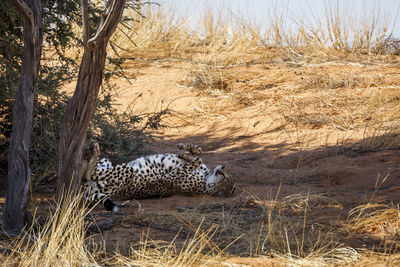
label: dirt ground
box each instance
[85,58,400,264]
[1,56,400,265]
[109,59,400,204]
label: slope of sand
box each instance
[110,60,400,205]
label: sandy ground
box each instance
[76,59,400,262]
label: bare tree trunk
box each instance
[57,0,126,199]
[3,0,42,234]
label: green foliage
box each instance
[0,1,161,187]
[90,89,171,165]
[0,1,23,100]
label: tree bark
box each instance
[57,0,126,199]
[3,0,42,234]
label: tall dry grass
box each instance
[0,194,96,266]
[1,193,398,266]
[0,193,226,266]
[132,193,362,266]
[294,1,394,53]
[108,0,398,65]
[109,223,226,266]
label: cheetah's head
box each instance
[207,166,235,197]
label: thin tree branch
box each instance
[81,0,89,49]
[89,0,124,44]
[89,0,116,43]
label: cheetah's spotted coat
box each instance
[82,143,235,212]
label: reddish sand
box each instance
[84,60,399,264]
[106,61,400,206]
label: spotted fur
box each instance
[83,143,235,212]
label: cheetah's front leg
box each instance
[177,143,203,163]
[81,142,100,182]
[177,143,203,156]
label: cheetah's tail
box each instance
[103,198,119,213]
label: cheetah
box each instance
[82,142,235,212]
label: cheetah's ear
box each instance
[215,166,227,179]
[217,166,226,171]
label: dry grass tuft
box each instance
[0,193,97,266]
[348,203,400,241]
[182,64,231,92]
[280,193,339,211]
[108,223,225,267]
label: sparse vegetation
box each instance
[0,193,95,266]
[1,0,400,266]
[4,193,399,266]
